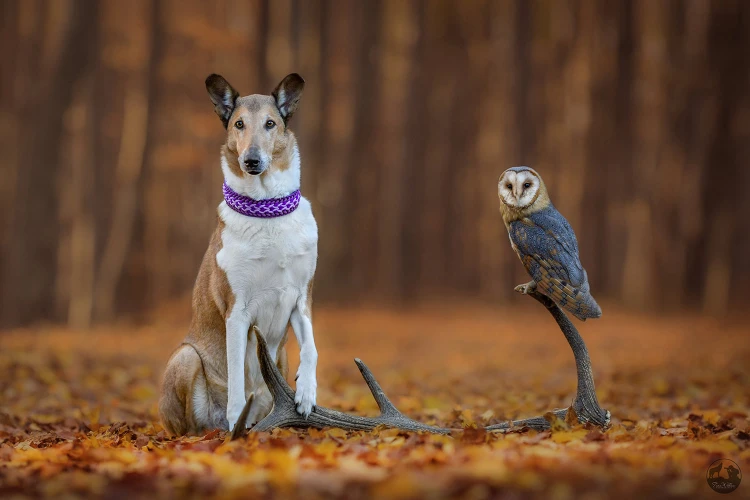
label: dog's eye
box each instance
[523,182,531,188]
[265,120,276,130]
[235,120,244,129]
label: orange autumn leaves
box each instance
[1,306,750,498]
[3,410,748,498]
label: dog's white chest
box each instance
[216,199,317,334]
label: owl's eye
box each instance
[235,120,244,129]
[506,183,512,190]
[523,182,531,188]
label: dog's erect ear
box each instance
[206,74,240,128]
[272,73,305,124]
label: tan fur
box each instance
[305,279,314,317]
[221,144,244,178]
[271,130,295,172]
[276,345,289,379]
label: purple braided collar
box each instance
[222,182,301,218]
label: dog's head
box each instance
[206,73,304,176]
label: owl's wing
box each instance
[509,207,597,319]
[510,208,584,286]
[527,208,585,285]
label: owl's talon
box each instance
[514,281,537,295]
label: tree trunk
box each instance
[1,0,98,328]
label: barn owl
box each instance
[498,166,601,321]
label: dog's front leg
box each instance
[290,296,317,417]
[225,310,250,431]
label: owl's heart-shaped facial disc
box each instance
[498,167,541,210]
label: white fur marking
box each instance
[217,189,318,427]
[290,294,317,417]
[224,305,250,430]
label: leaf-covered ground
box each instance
[1,301,748,499]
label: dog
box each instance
[159,73,318,435]
[708,461,723,479]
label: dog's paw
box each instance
[294,373,317,418]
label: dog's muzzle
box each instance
[241,147,264,175]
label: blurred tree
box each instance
[1,0,98,326]
[0,0,748,327]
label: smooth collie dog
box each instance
[159,73,318,435]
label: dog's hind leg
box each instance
[159,343,211,435]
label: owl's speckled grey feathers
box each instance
[498,166,601,321]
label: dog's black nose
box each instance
[242,147,262,172]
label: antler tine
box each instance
[230,393,254,440]
[353,358,450,434]
[353,358,401,417]
[252,326,296,402]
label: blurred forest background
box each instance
[1,0,749,329]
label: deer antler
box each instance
[486,289,610,431]
[230,327,453,439]
[233,292,611,439]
